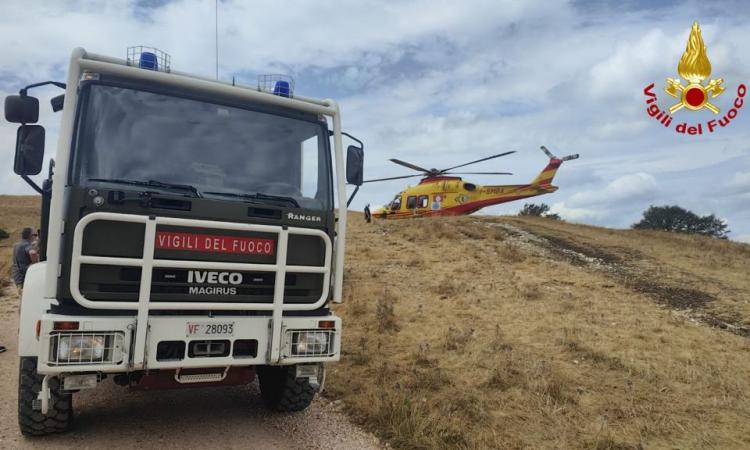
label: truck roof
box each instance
[77,48,337,118]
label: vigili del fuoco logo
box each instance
[643,22,745,135]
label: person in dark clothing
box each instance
[11,227,39,300]
[364,204,372,223]
[3,228,39,354]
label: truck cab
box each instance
[6,47,363,436]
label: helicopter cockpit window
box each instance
[418,195,429,208]
[406,196,417,209]
[390,195,402,211]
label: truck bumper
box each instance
[33,313,341,375]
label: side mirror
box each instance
[5,95,39,123]
[14,125,45,175]
[346,145,364,186]
[51,94,64,112]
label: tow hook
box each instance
[32,375,51,415]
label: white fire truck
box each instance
[5,47,363,435]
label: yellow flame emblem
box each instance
[665,22,725,114]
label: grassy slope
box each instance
[327,213,750,449]
[2,196,749,448]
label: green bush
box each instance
[518,203,561,220]
[632,205,729,239]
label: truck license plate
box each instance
[186,322,235,337]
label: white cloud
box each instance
[726,171,750,193]
[549,202,606,223]
[2,0,750,240]
[588,28,678,99]
[567,173,658,208]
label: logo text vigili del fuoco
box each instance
[643,22,745,135]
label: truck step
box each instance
[174,367,229,384]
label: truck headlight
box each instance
[56,335,106,362]
[48,332,124,366]
[292,331,330,356]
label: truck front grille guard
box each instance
[70,212,332,368]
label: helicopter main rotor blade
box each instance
[388,158,432,174]
[362,174,425,183]
[439,151,516,173]
[445,171,513,175]
[561,154,579,161]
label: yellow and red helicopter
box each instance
[365,146,578,219]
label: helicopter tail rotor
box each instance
[540,145,555,159]
[540,145,579,162]
[530,146,579,187]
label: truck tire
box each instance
[18,357,73,436]
[257,366,316,412]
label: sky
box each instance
[1,0,749,241]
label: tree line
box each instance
[518,203,729,239]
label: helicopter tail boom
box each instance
[530,146,578,187]
[530,158,563,187]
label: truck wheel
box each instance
[18,357,73,436]
[257,366,316,412]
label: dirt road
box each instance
[0,288,381,450]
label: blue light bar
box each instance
[273,81,291,97]
[257,75,295,97]
[127,47,171,72]
[139,52,158,70]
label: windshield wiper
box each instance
[88,178,203,198]
[203,191,300,208]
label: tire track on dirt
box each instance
[484,220,750,338]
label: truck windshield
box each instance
[73,84,332,210]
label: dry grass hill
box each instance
[2,196,750,449]
[328,212,750,449]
